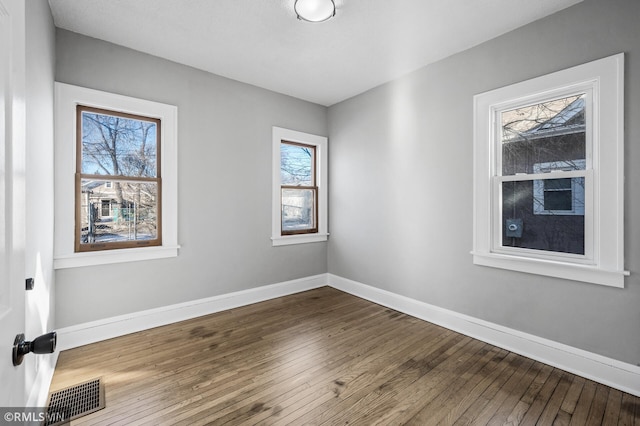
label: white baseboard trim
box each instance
[55,272,640,398]
[57,274,327,352]
[327,273,640,397]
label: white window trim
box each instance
[54,83,179,268]
[532,160,585,216]
[472,53,628,288]
[272,126,328,246]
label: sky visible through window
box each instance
[280,143,313,186]
[81,110,157,178]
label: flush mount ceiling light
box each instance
[295,0,336,22]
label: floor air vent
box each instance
[45,378,105,425]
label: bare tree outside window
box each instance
[76,106,162,251]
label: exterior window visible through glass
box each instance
[280,141,317,234]
[499,94,587,256]
[76,106,162,251]
[543,179,572,210]
[100,200,112,217]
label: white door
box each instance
[0,0,27,407]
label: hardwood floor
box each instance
[49,287,640,425]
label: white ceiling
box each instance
[48,0,583,106]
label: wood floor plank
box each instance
[434,348,510,425]
[452,354,529,425]
[585,384,611,425]
[46,287,640,425]
[285,329,469,425]
[560,375,586,416]
[328,337,486,426]
[244,317,446,426]
[553,409,572,426]
[483,360,545,425]
[619,392,640,426]
[178,311,437,425]
[102,302,389,424]
[568,380,597,426]
[143,309,423,425]
[519,367,564,426]
[456,357,536,425]
[81,292,380,424]
[536,372,574,425]
[603,388,624,426]
[500,363,554,425]
[402,344,499,424]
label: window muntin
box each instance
[76,106,162,252]
[280,141,317,235]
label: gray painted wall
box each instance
[54,29,328,328]
[327,0,640,365]
[53,0,639,366]
[25,0,56,402]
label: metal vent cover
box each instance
[45,378,105,425]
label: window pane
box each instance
[501,94,586,176]
[502,180,584,255]
[80,109,158,177]
[79,179,158,246]
[281,143,314,186]
[282,188,316,233]
[544,190,572,211]
[544,178,571,190]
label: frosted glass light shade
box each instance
[294,0,335,22]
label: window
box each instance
[532,160,585,216]
[76,106,161,252]
[472,53,628,287]
[54,83,179,268]
[281,142,317,235]
[272,127,328,246]
[100,199,113,217]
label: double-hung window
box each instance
[498,94,589,256]
[272,127,328,246]
[280,141,318,235]
[54,83,178,268]
[76,106,161,252]
[472,54,627,287]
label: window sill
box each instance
[272,233,329,247]
[471,251,629,288]
[54,245,180,269]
